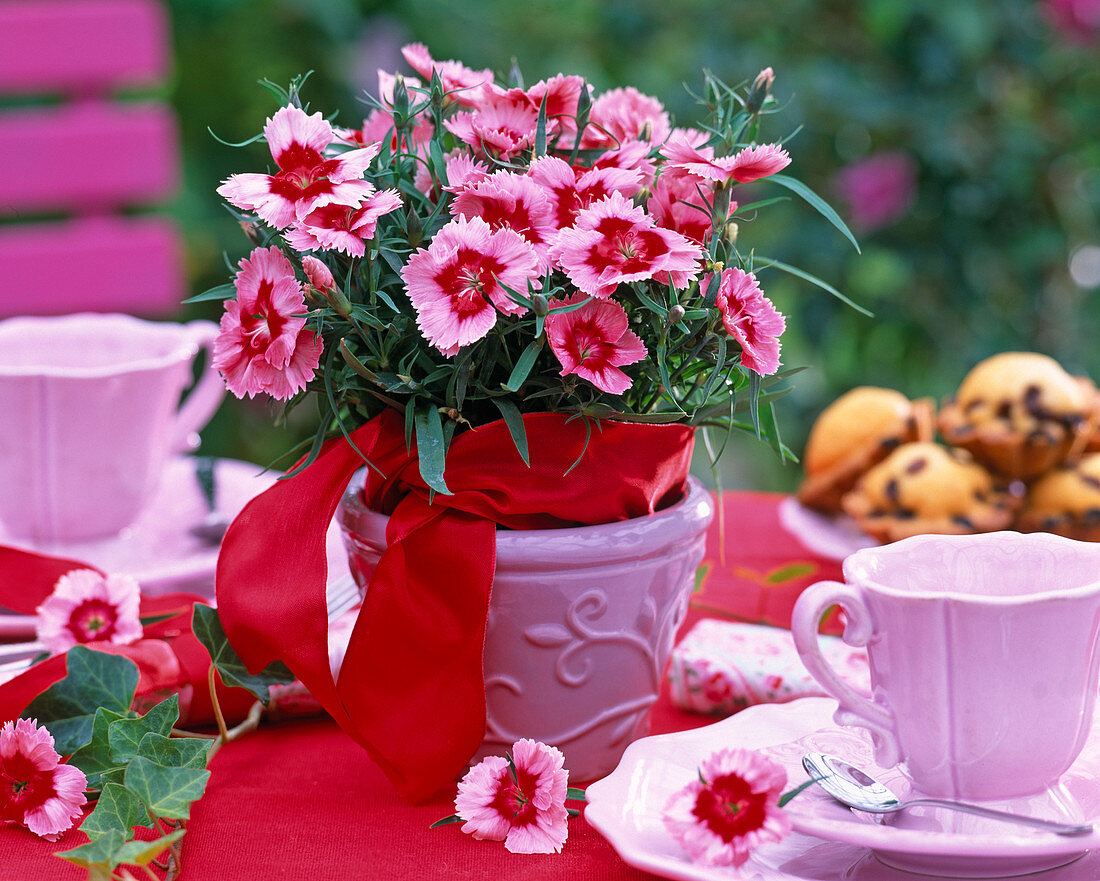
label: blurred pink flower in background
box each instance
[1044,0,1100,42]
[455,738,569,854]
[663,747,791,867]
[0,718,87,840]
[833,151,917,232]
[35,569,142,654]
[545,293,647,394]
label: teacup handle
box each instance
[172,320,226,452]
[791,580,900,766]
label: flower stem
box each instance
[208,666,230,744]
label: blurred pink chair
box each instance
[0,0,183,317]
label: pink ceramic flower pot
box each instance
[337,473,713,782]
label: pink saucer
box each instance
[777,497,876,560]
[0,457,346,602]
[585,698,1100,881]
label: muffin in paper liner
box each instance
[1017,453,1100,541]
[797,386,935,513]
[842,441,1019,544]
[938,352,1098,480]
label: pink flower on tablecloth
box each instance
[401,43,494,107]
[455,739,569,854]
[213,246,323,400]
[35,569,142,654]
[0,719,87,840]
[285,188,403,256]
[217,105,380,230]
[545,293,646,395]
[453,172,557,272]
[663,747,791,868]
[707,268,786,375]
[554,192,704,298]
[401,216,539,356]
[662,133,791,185]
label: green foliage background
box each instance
[169,0,1099,489]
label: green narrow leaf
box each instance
[503,340,543,393]
[566,787,587,801]
[633,285,668,317]
[754,256,872,316]
[546,295,593,315]
[136,732,212,769]
[181,282,236,305]
[748,370,762,437]
[534,94,548,156]
[766,563,818,584]
[429,814,465,828]
[23,647,139,755]
[191,604,295,703]
[123,756,211,821]
[80,783,148,839]
[767,173,860,254]
[491,398,530,466]
[413,402,452,494]
[108,696,179,764]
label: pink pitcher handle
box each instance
[791,580,900,766]
[172,320,225,452]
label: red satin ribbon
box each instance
[216,409,693,802]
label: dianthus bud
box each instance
[391,74,410,128]
[531,293,549,317]
[239,220,263,245]
[667,304,686,328]
[725,221,740,244]
[746,67,775,115]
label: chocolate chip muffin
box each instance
[842,442,1018,543]
[938,352,1097,480]
[797,387,935,513]
[1016,453,1100,541]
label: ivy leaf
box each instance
[114,830,186,866]
[57,829,185,872]
[123,756,211,820]
[136,732,212,769]
[23,647,139,755]
[68,708,131,791]
[191,604,295,704]
[80,783,148,839]
[108,695,180,764]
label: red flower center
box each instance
[489,767,539,827]
[0,756,52,824]
[67,598,118,643]
[242,280,287,351]
[691,773,768,843]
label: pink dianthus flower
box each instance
[401,216,539,356]
[212,246,323,400]
[455,739,569,854]
[35,569,142,654]
[708,268,786,376]
[1,719,87,840]
[545,294,646,395]
[663,747,791,868]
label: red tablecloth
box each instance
[0,492,841,880]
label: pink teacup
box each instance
[0,313,225,543]
[792,531,1100,801]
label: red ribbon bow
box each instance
[216,409,693,802]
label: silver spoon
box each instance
[802,752,1092,836]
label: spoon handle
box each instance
[902,798,1092,836]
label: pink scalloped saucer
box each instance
[585,697,1100,881]
[777,496,876,560]
[0,457,346,635]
